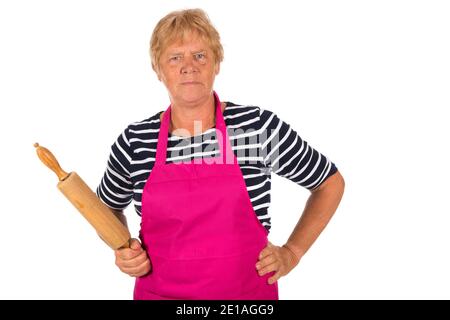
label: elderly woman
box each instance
[97,8,345,300]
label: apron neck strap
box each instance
[155,91,236,166]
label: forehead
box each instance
[164,32,210,53]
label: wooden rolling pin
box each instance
[34,143,130,249]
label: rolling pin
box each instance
[34,143,130,249]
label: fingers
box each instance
[122,257,152,277]
[114,238,152,277]
[116,250,148,269]
[115,239,143,260]
[256,242,300,285]
[258,242,275,260]
[256,254,276,272]
[115,248,142,260]
[257,261,278,277]
[268,270,282,285]
[115,250,152,277]
[129,238,142,250]
[256,244,280,283]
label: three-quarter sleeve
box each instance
[259,108,337,190]
[96,127,134,210]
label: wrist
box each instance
[282,243,303,262]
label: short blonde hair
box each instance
[149,8,224,72]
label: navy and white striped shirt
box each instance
[96,101,338,231]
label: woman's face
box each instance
[156,31,220,106]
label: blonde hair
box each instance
[149,8,224,72]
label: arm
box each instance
[111,209,128,229]
[107,209,151,277]
[96,127,150,277]
[257,170,345,284]
[285,170,345,260]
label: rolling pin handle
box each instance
[34,143,70,181]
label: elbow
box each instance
[332,170,345,200]
[313,170,345,195]
[336,170,345,193]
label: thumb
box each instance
[129,238,143,251]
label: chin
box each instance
[177,88,208,104]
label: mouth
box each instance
[180,81,202,85]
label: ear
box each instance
[155,70,162,82]
[152,63,162,82]
[214,62,220,75]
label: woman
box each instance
[97,8,345,300]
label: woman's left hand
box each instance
[256,242,301,285]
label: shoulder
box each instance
[223,101,261,115]
[224,101,278,120]
[128,111,163,131]
[222,101,263,129]
[121,111,163,138]
[224,102,284,132]
[111,111,163,153]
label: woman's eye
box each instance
[169,56,182,62]
[195,53,206,61]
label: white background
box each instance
[1,0,449,299]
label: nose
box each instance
[180,56,198,74]
[181,66,196,74]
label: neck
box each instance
[169,94,217,137]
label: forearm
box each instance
[112,209,128,229]
[284,171,345,260]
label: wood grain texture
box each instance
[58,172,131,249]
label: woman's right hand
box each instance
[114,238,152,277]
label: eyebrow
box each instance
[168,50,206,56]
[192,50,206,54]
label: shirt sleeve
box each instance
[96,127,134,210]
[258,108,338,191]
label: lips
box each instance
[180,81,201,85]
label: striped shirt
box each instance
[96,101,338,232]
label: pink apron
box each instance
[134,91,278,300]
